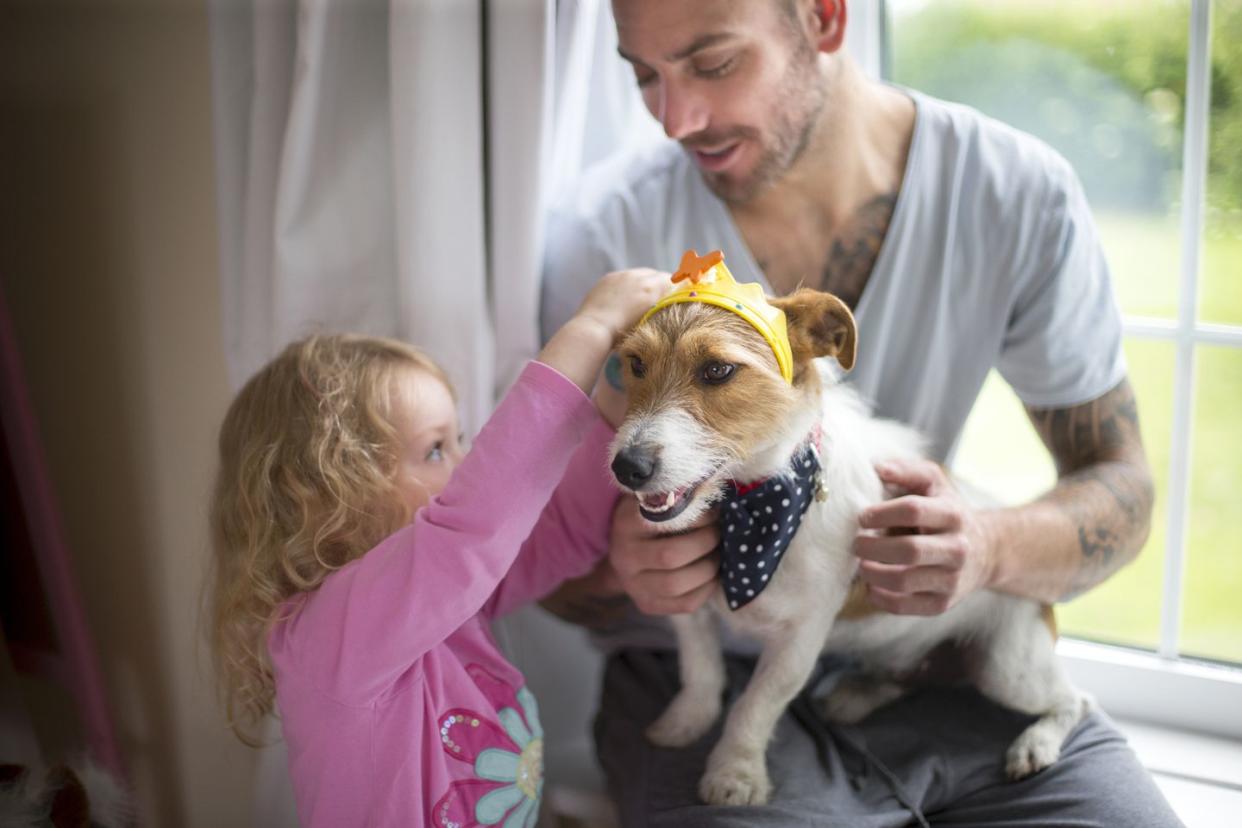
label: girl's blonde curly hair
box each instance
[208,333,451,745]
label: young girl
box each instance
[208,269,664,827]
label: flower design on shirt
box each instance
[432,664,544,828]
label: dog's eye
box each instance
[701,361,736,385]
[628,355,647,378]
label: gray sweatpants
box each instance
[594,650,1185,827]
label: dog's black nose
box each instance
[612,446,658,489]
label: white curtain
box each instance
[209,0,655,823]
[212,0,496,430]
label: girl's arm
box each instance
[273,269,666,704]
[478,270,666,618]
[485,415,619,618]
[274,361,598,703]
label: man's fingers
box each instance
[631,558,719,615]
[874,457,943,496]
[865,584,952,616]
[633,552,719,601]
[857,560,959,595]
[858,495,962,532]
[608,495,723,615]
[639,524,719,571]
[638,578,718,616]
[853,531,966,568]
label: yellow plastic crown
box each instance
[640,249,794,384]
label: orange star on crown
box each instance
[672,249,725,285]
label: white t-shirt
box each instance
[542,88,1127,463]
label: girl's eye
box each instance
[701,361,736,385]
[629,355,647,378]
[696,56,737,79]
[425,441,444,462]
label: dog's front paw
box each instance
[1005,727,1061,779]
[645,693,720,748]
[699,752,771,806]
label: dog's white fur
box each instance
[613,360,1089,807]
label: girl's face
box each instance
[391,367,463,515]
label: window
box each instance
[882,0,1242,734]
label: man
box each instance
[540,1,1179,825]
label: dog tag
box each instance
[808,441,829,502]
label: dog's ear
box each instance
[770,289,857,371]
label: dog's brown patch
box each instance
[769,289,858,372]
[837,579,882,620]
[1041,604,1058,640]
[620,303,810,460]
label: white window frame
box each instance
[874,0,1242,739]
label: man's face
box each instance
[614,0,828,204]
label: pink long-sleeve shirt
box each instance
[268,362,618,827]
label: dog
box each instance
[608,285,1090,807]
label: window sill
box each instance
[1058,638,1242,740]
[1116,717,1242,828]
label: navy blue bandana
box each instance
[719,441,822,610]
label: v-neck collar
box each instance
[698,85,925,325]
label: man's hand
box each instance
[610,496,721,615]
[853,458,997,616]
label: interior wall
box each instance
[0,1,255,824]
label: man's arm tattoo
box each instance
[538,577,631,630]
[1027,379,1155,599]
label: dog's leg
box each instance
[646,607,726,748]
[975,605,1091,779]
[819,673,907,724]
[699,617,832,806]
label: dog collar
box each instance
[641,249,795,384]
[718,428,825,611]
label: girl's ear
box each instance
[770,288,857,371]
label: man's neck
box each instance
[742,58,911,226]
[729,58,916,300]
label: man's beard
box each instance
[689,49,826,205]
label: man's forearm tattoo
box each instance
[819,193,897,310]
[1027,379,1155,599]
[538,586,631,630]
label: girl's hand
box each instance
[540,268,668,393]
[574,268,668,343]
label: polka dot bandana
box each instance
[719,442,821,611]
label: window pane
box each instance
[1180,346,1242,663]
[951,371,1054,507]
[888,0,1189,319]
[1200,1,1242,326]
[951,340,1173,651]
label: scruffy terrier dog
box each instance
[608,283,1089,807]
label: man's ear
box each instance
[770,288,857,372]
[811,0,847,54]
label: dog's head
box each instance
[610,287,856,530]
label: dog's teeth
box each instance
[642,491,676,513]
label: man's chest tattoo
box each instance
[817,193,897,310]
[753,193,897,311]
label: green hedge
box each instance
[890,1,1242,220]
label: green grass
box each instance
[953,213,1242,664]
